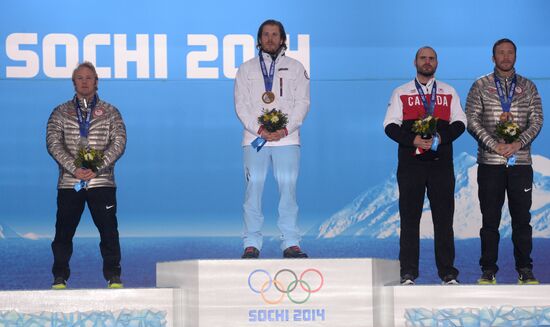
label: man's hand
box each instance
[260,129,286,142]
[413,135,433,150]
[75,168,97,181]
[260,130,275,142]
[501,141,522,158]
[495,142,521,157]
[494,143,508,156]
[270,129,286,142]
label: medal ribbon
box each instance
[494,75,517,167]
[74,94,97,138]
[73,94,97,191]
[494,75,516,113]
[251,137,267,152]
[414,79,437,116]
[414,79,439,153]
[259,51,276,93]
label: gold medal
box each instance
[262,91,275,104]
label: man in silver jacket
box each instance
[466,39,543,285]
[46,62,127,289]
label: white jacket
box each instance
[234,49,310,146]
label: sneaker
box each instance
[400,274,415,285]
[518,268,539,285]
[241,246,260,259]
[52,277,67,290]
[477,270,497,285]
[108,275,124,289]
[442,275,460,285]
[283,246,308,258]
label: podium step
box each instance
[392,284,550,326]
[0,288,173,326]
[157,258,399,327]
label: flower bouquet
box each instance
[257,108,288,132]
[495,120,520,144]
[73,147,103,191]
[495,118,521,166]
[412,115,438,139]
[411,115,439,155]
[251,109,288,151]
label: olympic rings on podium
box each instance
[248,268,324,304]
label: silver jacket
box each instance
[47,95,127,189]
[466,70,543,165]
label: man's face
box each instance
[73,67,97,99]
[260,24,283,54]
[493,42,516,73]
[415,48,438,78]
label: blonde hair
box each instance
[72,61,98,91]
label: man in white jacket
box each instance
[235,19,310,259]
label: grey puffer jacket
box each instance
[466,70,543,165]
[46,94,127,189]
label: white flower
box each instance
[84,153,94,161]
[504,126,517,135]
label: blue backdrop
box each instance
[1,0,549,288]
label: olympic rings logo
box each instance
[248,268,324,305]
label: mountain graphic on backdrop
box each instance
[0,222,23,240]
[309,152,550,239]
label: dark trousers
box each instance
[397,163,459,280]
[478,164,533,273]
[51,187,121,281]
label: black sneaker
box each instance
[477,270,497,285]
[241,246,260,259]
[52,277,67,290]
[441,275,459,285]
[518,268,539,285]
[283,246,308,258]
[400,274,415,285]
[108,275,124,289]
[399,274,415,286]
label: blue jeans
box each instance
[242,145,301,251]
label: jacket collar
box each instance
[414,77,436,91]
[494,68,516,81]
[261,48,286,64]
[73,93,100,109]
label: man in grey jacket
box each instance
[46,62,127,289]
[466,39,543,285]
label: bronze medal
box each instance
[262,91,275,104]
[500,112,513,122]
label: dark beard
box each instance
[417,68,435,78]
[263,46,283,58]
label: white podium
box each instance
[3,258,549,326]
[157,258,400,327]
[0,288,174,326]
[390,284,550,326]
